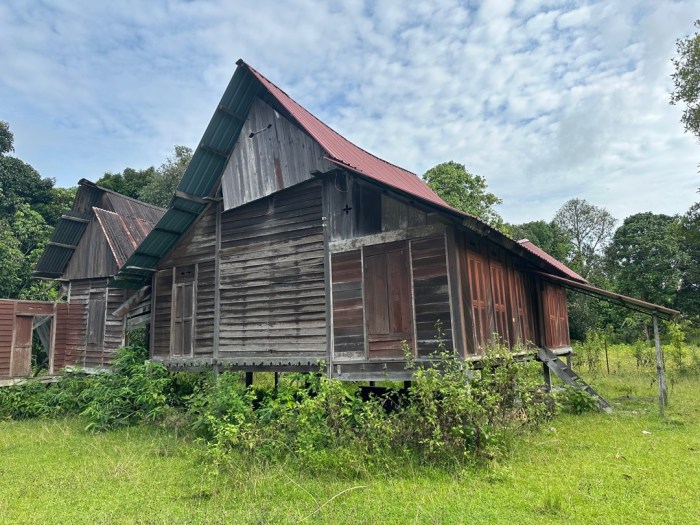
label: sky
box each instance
[1,0,698,224]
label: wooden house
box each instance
[111,61,676,388]
[31,180,164,370]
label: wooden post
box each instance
[652,313,667,417]
[542,361,552,391]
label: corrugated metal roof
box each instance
[33,180,165,279]
[93,207,161,268]
[242,62,448,209]
[518,240,586,283]
[110,66,261,288]
[111,60,585,288]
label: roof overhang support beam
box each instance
[200,143,231,159]
[47,241,78,250]
[174,190,209,205]
[60,214,89,224]
[534,271,679,319]
[217,104,247,122]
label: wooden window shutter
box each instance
[467,250,490,350]
[489,260,509,344]
[363,242,414,358]
[173,282,195,357]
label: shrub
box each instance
[553,386,600,415]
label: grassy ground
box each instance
[1,350,699,524]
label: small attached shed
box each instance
[110,60,602,383]
[32,180,165,370]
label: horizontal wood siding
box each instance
[196,260,216,355]
[222,97,335,210]
[218,181,326,360]
[153,270,173,358]
[159,204,217,268]
[331,250,364,360]
[102,288,127,365]
[411,236,453,356]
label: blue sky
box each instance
[1,0,697,224]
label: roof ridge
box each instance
[79,178,167,212]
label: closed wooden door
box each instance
[364,243,413,358]
[11,316,32,377]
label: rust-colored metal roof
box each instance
[242,62,449,209]
[518,240,587,283]
[93,207,160,269]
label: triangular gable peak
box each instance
[220,97,336,209]
[34,180,165,280]
[111,60,583,288]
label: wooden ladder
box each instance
[538,347,612,412]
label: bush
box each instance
[553,386,600,415]
[0,345,171,431]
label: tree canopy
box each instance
[552,198,616,279]
[671,19,700,142]
[606,213,682,306]
[423,161,505,229]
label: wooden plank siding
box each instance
[0,301,14,376]
[221,97,335,211]
[217,180,326,362]
[331,250,365,360]
[541,281,570,349]
[63,218,118,280]
[411,236,453,356]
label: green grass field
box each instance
[1,350,699,524]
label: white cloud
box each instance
[0,0,697,225]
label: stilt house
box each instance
[110,61,677,385]
[27,180,165,370]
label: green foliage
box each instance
[96,166,157,200]
[509,220,573,261]
[553,198,616,279]
[573,330,606,372]
[677,202,700,321]
[0,120,14,155]
[423,161,506,230]
[0,346,171,431]
[670,19,700,142]
[606,212,682,306]
[139,145,192,207]
[552,386,599,415]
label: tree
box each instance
[0,120,14,155]
[606,213,682,307]
[423,161,505,229]
[676,202,700,320]
[139,145,192,207]
[509,220,572,262]
[671,19,700,142]
[96,166,156,200]
[553,198,616,279]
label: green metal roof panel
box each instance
[110,66,261,289]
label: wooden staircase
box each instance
[538,347,612,412]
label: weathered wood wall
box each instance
[218,180,326,363]
[0,301,14,376]
[457,230,562,354]
[152,203,218,358]
[63,219,118,280]
[0,300,87,378]
[221,97,335,210]
[67,278,126,368]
